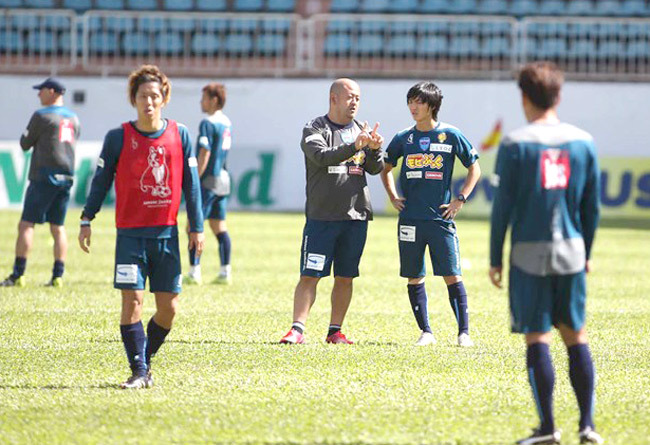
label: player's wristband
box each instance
[80,220,91,227]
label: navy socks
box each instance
[568,343,596,430]
[217,232,231,266]
[527,343,556,434]
[120,321,147,376]
[145,318,171,367]
[407,283,431,333]
[12,256,26,278]
[188,247,200,267]
[447,282,469,335]
[52,260,65,279]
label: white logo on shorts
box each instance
[399,225,416,242]
[305,253,326,271]
[115,264,138,284]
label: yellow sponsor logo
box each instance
[345,150,366,165]
[405,153,444,169]
[437,133,447,143]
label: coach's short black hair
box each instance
[407,81,443,120]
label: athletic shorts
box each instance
[201,188,227,220]
[509,265,587,334]
[397,218,461,278]
[114,235,182,293]
[21,180,72,225]
[299,219,368,278]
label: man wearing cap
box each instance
[1,78,81,288]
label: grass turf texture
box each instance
[0,210,648,444]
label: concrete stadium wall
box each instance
[0,75,648,218]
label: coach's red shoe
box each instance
[326,331,353,344]
[280,328,305,344]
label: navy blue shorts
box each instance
[300,219,368,278]
[509,265,587,334]
[201,188,227,220]
[114,235,182,293]
[398,219,461,278]
[21,180,72,225]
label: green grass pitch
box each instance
[0,210,648,444]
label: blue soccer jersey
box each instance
[490,122,600,275]
[197,111,232,180]
[385,122,479,221]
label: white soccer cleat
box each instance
[579,427,604,444]
[415,331,436,346]
[457,333,474,347]
[516,428,561,445]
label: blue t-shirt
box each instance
[197,111,232,180]
[385,121,479,221]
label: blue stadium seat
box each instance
[105,16,134,32]
[0,0,23,8]
[0,31,24,52]
[58,30,82,54]
[626,40,649,58]
[596,23,626,39]
[225,34,253,54]
[234,0,263,11]
[138,17,166,32]
[86,16,104,32]
[389,21,414,35]
[324,33,352,55]
[62,0,92,12]
[450,21,481,35]
[566,0,594,16]
[567,22,597,38]
[89,31,119,54]
[359,20,386,34]
[626,22,650,38]
[477,0,509,15]
[255,34,286,55]
[535,37,568,58]
[261,19,292,33]
[26,30,55,52]
[509,0,539,16]
[568,39,597,57]
[416,21,449,35]
[230,19,258,33]
[168,18,195,32]
[198,18,229,32]
[155,32,184,54]
[480,21,511,35]
[360,0,390,13]
[330,0,359,12]
[387,0,418,13]
[448,35,480,56]
[326,20,355,34]
[24,0,55,8]
[163,0,193,11]
[447,0,478,14]
[597,40,625,58]
[386,34,416,56]
[43,15,72,31]
[417,35,448,56]
[195,0,227,11]
[267,0,295,12]
[354,34,384,54]
[122,32,151,54]
[127,0,157,10]
[528,22,569,37]
[419,0,448,14]
[10,13,40,29]
[96,0,124,10]
[620,0,647,16]
[539,0,566,15]
[192,34,222,54]
[594,0,621,16]
[482,36,511,57]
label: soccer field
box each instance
[0,210,648,444]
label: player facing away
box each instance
[79,65,204,389]
[489,62,603,445]
[1,78,80,288]
[279,78,384,345]
[186,82,233,285]
[380,81,481,347]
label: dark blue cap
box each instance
[33,77,66,94]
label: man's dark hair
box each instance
[518,61,564,110]
[203,82,226,109]
[407,81,443,120]
[127,64,171,106]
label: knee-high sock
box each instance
[120,321,147,376]
[189,247,200,267]
[12,256,27,278]
[527,342,555,434]
[407,283,431,333]
[52,260,65,279]
[568,343,596,430]
[217,232,231,266]
[447,281,469,335]
[145,317,171,367]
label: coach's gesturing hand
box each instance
[79,225,91,253]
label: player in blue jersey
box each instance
[490,62,603,445]
[186,82,233,285]
[78,65,204,389]
[1,78,80,288]
[380,81,481,347]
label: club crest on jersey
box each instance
[405,153,444,170]
[419,137,430,151]
[541,149,571,190]
[438,133,447,143]
[407,133,414,144]
[141,146,171,198]
[131,136,138,150]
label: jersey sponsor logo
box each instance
[437,133,447,143]
[419,137,430,151]
[141,146,172,198]
[429,144,452,153]
[305,133,326,144]
[425,171,443,180]
[305,253,326,271]
[222,128,232,150]
[348,166,363,175]
[406,133,413,144]
[469,147,478,157]
[59,119,75,143]
[97,157,105,168]
[115,264,138,284]
[328,166,347,174]
[406,171,423,179]
[344,150,366,165]
[541,149,571,190]
[188,156,198,167]
[399,225,416,242]
[405,153,444,170]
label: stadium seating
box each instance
[419,0,448,14]
[255,33,286,55]
[386,34,416,56]
[191,33,222,54]
[122,32,151,54]
[323,33,352,55]
[62,0,92,13]
[24,0,55,7]
[267,0,295,13]
[163,0,193,11]
[509,0,539,17]
[195,0,227,11]
[359,0,391,13]
[387,0,418,13]
[477,0,509,15]
[234,0,264,12]
[127,0,157,10]
[95,0,124,10]
[417,35,448,56]
[155,32,184,54]
[0,0,23,8]
[330,0,359,13]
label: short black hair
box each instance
[407,81,443,120]
[518,61,563,110]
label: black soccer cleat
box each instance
[119,373,151,390]
[516,428,561,445]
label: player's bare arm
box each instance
[380,164,405,211]
[440,162,481,220]
[197,147,210,177]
